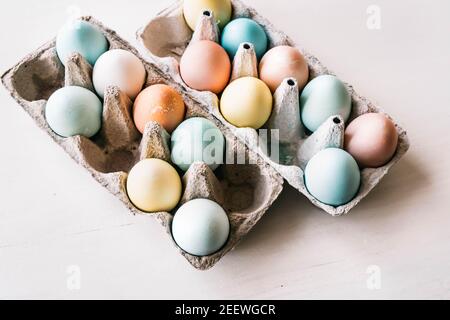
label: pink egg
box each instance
[179,40,231,94]
[345,113,399,168]
[259,45,309,93]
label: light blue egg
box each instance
[56,20,109,66]
[304,148,361,206]
[45,86,103,138]
[171,117,225,171]
[220,18,268,59]
[300,75,351,132]
[172,199,230,256]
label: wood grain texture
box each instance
[0,0,449,299]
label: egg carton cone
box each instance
[136,0,410,216]
[1,16,283,270]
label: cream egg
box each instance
[220,76,273,129]
[183,0,232,31]
[93,49,146,100]
[126,159,182,213]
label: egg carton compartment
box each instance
[1,16,283,270]
[137,0,410,216]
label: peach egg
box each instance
[345,113,399,168]
[133,84,185,134]
[259,45,309,93]
[179,40,231,94]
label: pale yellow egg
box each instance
[183,0,232,31]
[220,77,273,129]
[126,159,182,212]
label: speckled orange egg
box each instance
[133,84,185,134]
[345,113,399,168]
[179,40,231,94]
[259,45,309,93]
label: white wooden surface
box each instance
[0,0,449,299]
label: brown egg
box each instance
[179,40,231,94]
[133,84,185,134]
[345,113,399,168]
[259,45,309,93]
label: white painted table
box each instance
[1,0,449,299]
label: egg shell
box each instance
[345,113,399,168]
[126,159,182,212]
[172,199,230,256]
[183,0,232,31]
[56,20,109,66]
[93,49,146,100]
[300,75,352,132]
[171,117,225,172]
[259,46,309,93]
[133,84,186,134]
[45,86,102,138]
[221,18,268,59]
[220,76,273,129]
[179,40,231,94]
[304,148,361,206]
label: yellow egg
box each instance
[183,0,232,31]
[220,77,273,129]
[126,159,182,213]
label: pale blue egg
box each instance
[45,86,103,138]
[56,20,109,66]
[304,148,361,206]
[300,75,352,132]
[171,117,225,171]
[172,199,230,256]
[220,18,268,59]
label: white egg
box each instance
[172,199,230,256]
[93,49,146,100]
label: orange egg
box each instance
[179,40,231,94]
[259,46,309,93]
[133,84,185,134]
[345,113,399,168]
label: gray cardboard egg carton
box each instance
[1,16,283,270]
[137,0,410,216]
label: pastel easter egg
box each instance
[179,40,231,94]
[93,49,146,100]
[300,75,351,132]
[45,86,102,138]
[345,113,399,168]
[220,18,268,59]
[172,199,230,256]
[126,159,182,212]
[259,45,309,92]
[56,20,109,66]
[220,76,273,129]
[133,84,186,134]
[183,0,232,30]
[171,117,225,171]
[304,148,361,206]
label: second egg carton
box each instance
[1,16,283,270]
[137,0,410,216]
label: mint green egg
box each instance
[45,86,103,138]
[300,75,351,132]
[304,148,360,206]
[171,117,225,171]
[56,20,109,66]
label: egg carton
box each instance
[1,16,284,270]
[136,0,410,216]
